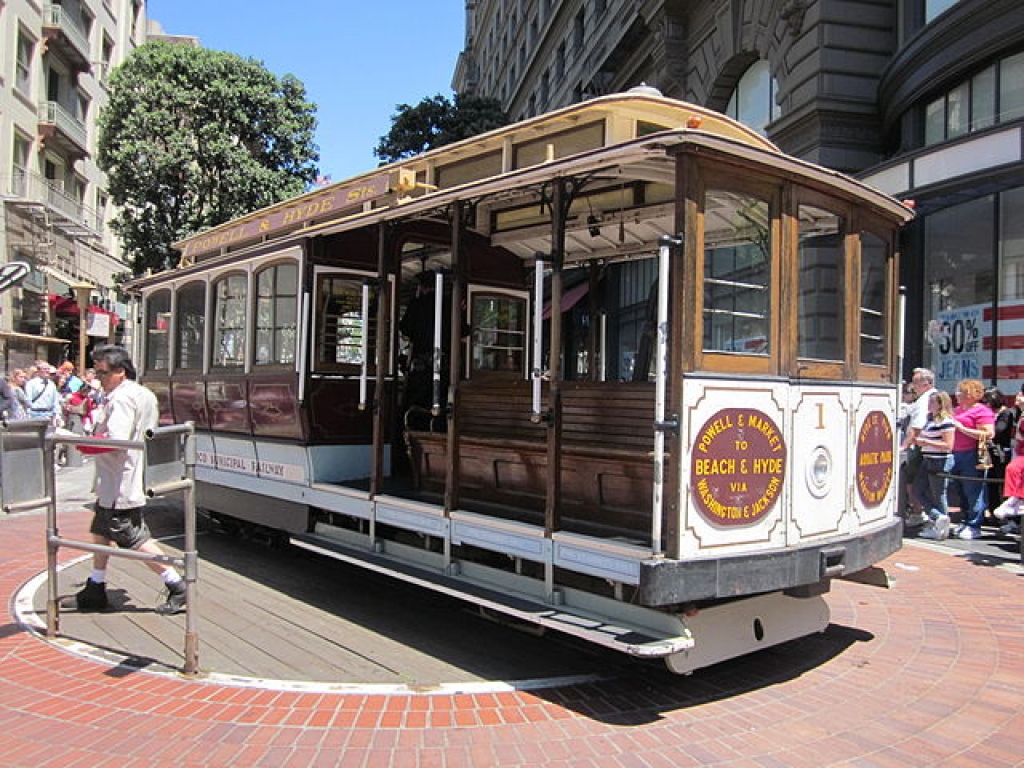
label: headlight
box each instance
[806,446,833,498]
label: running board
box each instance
[289,533,693,659]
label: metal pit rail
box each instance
[1,418,199,675]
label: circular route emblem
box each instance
[856,410,894,507]
[690,408,787,527]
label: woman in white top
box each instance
[914,390,957,540]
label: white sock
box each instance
[90,569,107,584]
[161,570,183,586]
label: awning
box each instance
[47,294,120,325]
[0,330,67,345]
[542,281,590,320]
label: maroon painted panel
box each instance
[206,376,251,434]
[144,378,175,426]
[250,374,305,440]
[170,379,209,429]
[305,377,377,444]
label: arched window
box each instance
[145,290,171,372]
[175,281,206,371]
[725,60,780,137]
[212,273,247,369]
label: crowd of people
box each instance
[1,358,104,433]
[899,368,1022,541]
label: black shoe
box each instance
[156,581,186,615]
[74,579,109,612]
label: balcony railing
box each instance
[42,4,91,71]
[38,101,89,156]
[2,167,101,240]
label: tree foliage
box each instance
[374,93,509,164]
[97,42,319,275]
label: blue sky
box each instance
[146,1,466,181]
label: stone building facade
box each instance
[454,0,1024,391]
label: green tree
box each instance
[97,42,319,275]
[374,93,509,164]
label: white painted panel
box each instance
[860,162,911,196]
[308,443,382,483]
[851,388,898,527]
[788,386,852,541]
[677,380,790,558]
[914,128,1021,188]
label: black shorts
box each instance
[89,505,151,549]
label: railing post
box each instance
[180,423,199,676]
[45,436,60,638]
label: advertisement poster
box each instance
[929,301,1024,392]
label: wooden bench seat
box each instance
[405,380,657,537]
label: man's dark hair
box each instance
[92,344,137,381]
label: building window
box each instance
[12,134,31,195]
[1000,187,1024,302]
[16,31,34,95]
[1000,51,1024,123]
[555,41,566,79]
[923,53,1024,147]
[923,195,995,389]
[725,60,780,137]
[925,0,961,23]
[95,191,107,232]
[255,263,298,366]
[574,8,585,51]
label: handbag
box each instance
[976,436,994,471]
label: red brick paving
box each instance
[2,509,1023,767]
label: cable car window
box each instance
[255,263,298,366]
[315,273,377,372]
[471,292,527,374]
[175,281,205,370]
[145,289,170,372]
[860,231,888,366]
[703,190,771,355]
[798,205,845,361]
[212,273,247,369]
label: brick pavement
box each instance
[2,501,1023,767]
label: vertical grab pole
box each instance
[358,281,371,410]
[652,235,681,557]
[431,270,444,416]
[531,254,546,420]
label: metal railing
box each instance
[3,167,101,235]
[42,4,91,61]
[38,101,89,153]
[0,418,200,675]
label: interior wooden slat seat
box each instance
[405,380,657,536]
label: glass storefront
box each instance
[922,187,1024,392]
